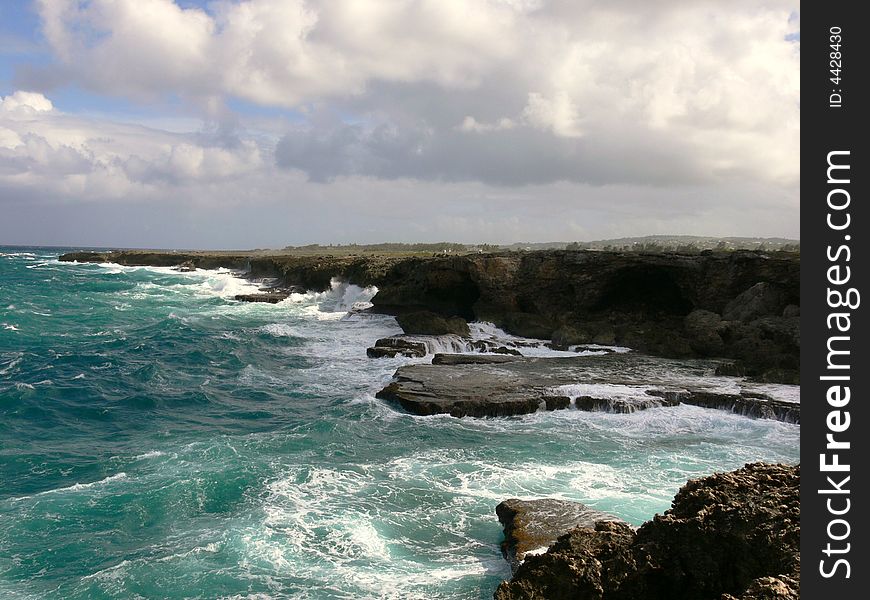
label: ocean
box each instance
[0,247,800,599]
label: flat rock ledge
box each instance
[496,499,625,571]
[367,337,429,358]
[234,292,291,304]
[494,463,800,600]
[375,354,799,422]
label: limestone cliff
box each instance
[60,249,800,381]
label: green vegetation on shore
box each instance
[277,236,799,256]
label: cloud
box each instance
[25,0,799,189]
[0,91,54,113]
[33,0,519,105]
[457,116,516,133]
[0,92,264,200]
[1,1,799,246]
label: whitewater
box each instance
[0,248,800,599]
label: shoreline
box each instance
[60,247,800,384]
[52,248,800,600]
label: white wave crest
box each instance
[258,323,302,338]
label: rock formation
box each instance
[234,292,291,303]
[366,337,428,358]
[59,249,800,382]
[496,498,626,570]
[494,463,800,600]
[395,310,471,336]
[376,354,799,422]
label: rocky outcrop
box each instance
[59,249,799,381]
[174,260,196,272]
[496,499,626,569]
[377,354,799,422]
[366,337,428,358]
[494,463,800,600]
[723,283,785,322]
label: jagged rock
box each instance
[495,521,637,600]
[396,311,471,336]
[722,575,800,600]
[495,463,800,600]
[728,316,800,381]
[496,499,626,569]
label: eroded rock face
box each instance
[494,521,637,600]
[59,249,800,381]
[495,463,800,600]
[723,282,786,322]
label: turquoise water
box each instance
[0,248,799,599]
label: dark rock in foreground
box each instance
[496,499,625,569]
[494,463,800,600]
[377,354,799,422]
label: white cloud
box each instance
[522,92,584,138]
[457,116,516,133]
[0,91,55,113]
[35,0,519,105]
[0,95,264,200]
[2,1,800,246]
[28,0,798,187]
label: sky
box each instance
[0,0,800,249]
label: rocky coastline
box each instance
[60,248,799,383]
[59,249,801,597]
[375,353,799,422]
[495,463,799,600]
